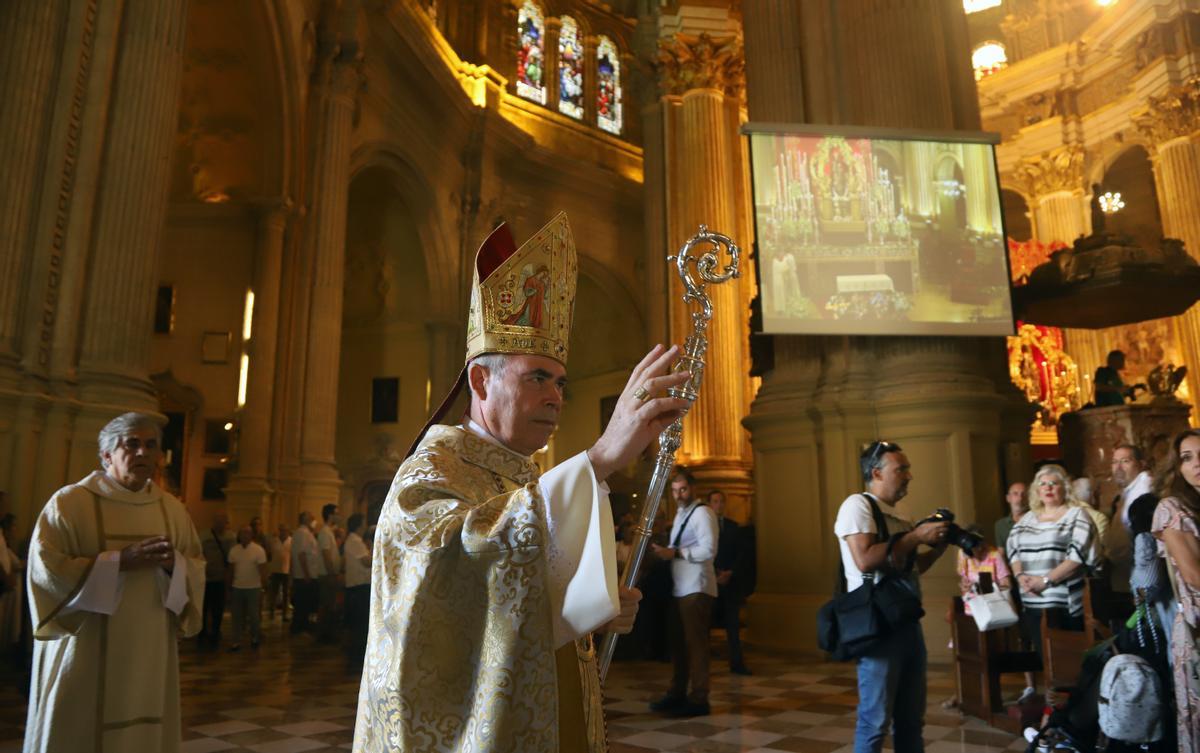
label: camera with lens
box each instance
[916,508,982,555]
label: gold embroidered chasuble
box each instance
[353,425,613,753]
[24,471,205,753]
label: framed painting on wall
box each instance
[371,377,400,424]
[201,467,228,500]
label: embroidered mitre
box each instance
[408,212,577,456]
[466,211,576,364]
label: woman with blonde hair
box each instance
[1006,464,1100,701]
[1152,428,1200,752]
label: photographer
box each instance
[834,440,950,753]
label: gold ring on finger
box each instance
[633,386,650,402]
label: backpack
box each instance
[1098,653,1164,743]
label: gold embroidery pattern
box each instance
[354,426,560,753]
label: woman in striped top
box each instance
[1006,464,1100,664]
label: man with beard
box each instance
[834,440,950,753]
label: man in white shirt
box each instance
[1112,443,1153,531]
[648,467,719,717]
[265,522,291,621]
[226,526,268,650]
[834,440,948,753]
[1105,443,1154,597]
[290,512,320,635]
[343,513,371,660]
[316,503,342,642]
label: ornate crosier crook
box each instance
[598,225,741,680]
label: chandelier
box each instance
[1098,192,1125,214]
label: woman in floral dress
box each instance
[1153,428,1200,752]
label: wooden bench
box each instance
[951,596,1040,733]
[1040,579,1112,699]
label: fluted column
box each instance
[965,148,1000,234]
[657,32,754,518]
[226,201,291,524]
[738,0,1031,657]
[0,0,68,384]
[299,27,362,514]
[905,141,936,217]
[1135,79,1200,414]
[740,0,806,124]
[1012,144,1103,396]
[76,0,189,410]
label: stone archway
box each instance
[336,166,435,505]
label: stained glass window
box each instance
[596,37,622,135]
[963,0,1002,13]
[558,16,584,119]
[972,41,1007,80]
[516,1,546,104]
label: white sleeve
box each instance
[681,507,718,563]
[538,451,620,648]
[158,551,189,615]
[834,495,876,540]
[63,551,124,616]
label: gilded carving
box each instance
[1132,76,1200,145]
[655,33,744,97]
[1010,143,1087,198]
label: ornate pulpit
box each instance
[1058,400,1194,503]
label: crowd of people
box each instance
[831,431,1200,753]
[196,503,375,658]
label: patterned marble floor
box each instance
[0,616,1026,753]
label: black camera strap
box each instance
[834,494,893,595]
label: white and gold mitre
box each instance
[465,211,577,365]
[406,212,577,456]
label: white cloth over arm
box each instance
[539,451,619,647]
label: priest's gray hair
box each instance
[97,412,164,467]
[466,353,510,406]
[469,353,510,383]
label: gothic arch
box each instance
[348,144,459,321]
[173,0,296,204]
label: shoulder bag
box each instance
[817,494,924,660]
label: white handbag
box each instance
[964,589,1019,631]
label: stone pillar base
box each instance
[745,592,953,662]
[223,476,275,528]
[690,460,754,524]
[299,464,343,518]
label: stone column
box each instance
[0,0,69,386]
[905,141,936,218]
[656,32,754,519]
[299,26,363,515]
[965,148,1000,234]
[65,0,189,484]
[1012,144,1103,396]
[1135,80,1200,413]
[738,0,1031,656]
[225,201,291,525]
[426,320,463,412]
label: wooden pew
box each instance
[1040,579,1112,700]
[951,596,1040,733]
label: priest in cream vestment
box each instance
[24,412,205,753]
[353,213,690,753]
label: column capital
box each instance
[655,32,745,98]
[1010,143,1088,200]
[1133,75,1200,147]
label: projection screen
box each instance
[746,124,1014,337]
